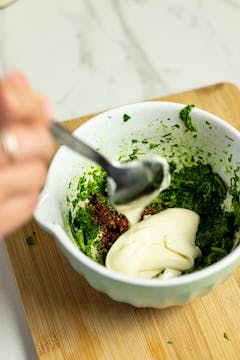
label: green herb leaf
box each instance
[129,148,140,160]
[26,236,35,246]
[180,104,196,131]
[123,113,131,122]
[149,143,160,150]
[225,135,234,142]
[223,332,230,341]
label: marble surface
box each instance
[0,0,240,358]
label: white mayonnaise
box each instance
[106,208,201,279]
[115,156,171,226]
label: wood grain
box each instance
[5,82,240,360]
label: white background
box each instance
[0,0,240,358]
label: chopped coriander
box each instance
[123,113,131,122]
[223,332,230,341]
[162,132,171,138]
[129,148,141,160]
[131,139,138,144]
[167,340,173,344]
[149,143,160,149]
[179,104,196,131]
[26,236,35,246]
[205,120,213,129]
[141,139,149,144]
[225,135,234,142]
[145,163,237,272]
[66,167,128,264]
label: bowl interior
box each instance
[34,101,240,285]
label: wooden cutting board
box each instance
[5,83,240,360]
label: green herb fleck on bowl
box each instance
[225,135,234,142]
[205,120,213,129]
[123,113,131,122]
[149,143,160,150]
[180,104,196,131]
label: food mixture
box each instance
[66,105,240,279]
[66,162,240,277]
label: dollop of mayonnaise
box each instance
[115,156,171,226]
[105,208,201,279]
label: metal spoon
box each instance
[50,123,168,207]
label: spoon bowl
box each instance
[50,123,169,212]
[108,156,167,205]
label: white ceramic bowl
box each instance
[34,101,240,308]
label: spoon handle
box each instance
[50,123,113,172]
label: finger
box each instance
[0,160,48,201]
[0,74,32,122]
[0,72,53,125]
[0,72,31,108]
[0,124,55,164]
[0,191,39,237]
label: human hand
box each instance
[0,72,54,237]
